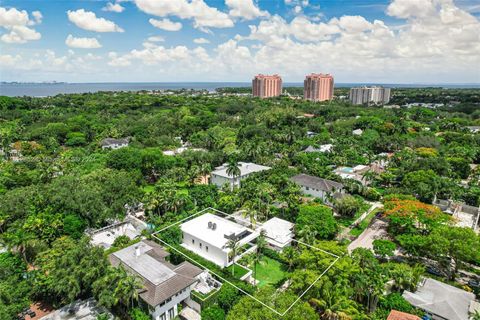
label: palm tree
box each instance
[253,230,267,281]
[281,246,298,271]
[226,237,240,276]
[297,225,318,245]
[242,207,257,229]
[309,279,359,320]
[114,268,143,308]
[226,159,241,190]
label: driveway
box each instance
[348,218,388,253]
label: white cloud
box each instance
[225,0,269,20]
[31,11,43,24]
[193,37,210,44]
[103,2,125,13]
[147,35,165,42]
[67,9,124,32]
[149,18,182,31]
[387,0,436,19]
[108,52,131,67]
[0,7,42,43]
[134,0,234,31]
[65,34,102,49]
[1,25,41,43]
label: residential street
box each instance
[348,218,388,253]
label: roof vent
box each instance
[208,221,213,229]
[135,245,140,257]
[212,223,217,230]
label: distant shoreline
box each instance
[1,81,479,97]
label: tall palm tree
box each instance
[297,225,318,245]
[226,159,241,190]
[226,237,240,276]
[254,230,267,281]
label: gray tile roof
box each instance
[109,240,202,307]
[402,278,476,320]
[290,173,344,192]
[101,138,129,147]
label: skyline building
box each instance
[349,86,391,105]
[252,74,282,98]
[303,73,334,102]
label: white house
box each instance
[181,213,258,267]
[88,215,148,249]
[352,129,363,136]
[109,240,206,320]
[210,162,271,189]
[304,144,333,153]
[101,138,129,150]
[260,217,294,250]
[291,173,345,203]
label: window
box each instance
[160,313,166,320]
[192,239,195,244]
[199,242,202,249]
[306,187,310,190]
[206,246,209,252]
[168,308,175,319]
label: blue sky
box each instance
[1,0,479,83]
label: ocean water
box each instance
[1,82,479,97]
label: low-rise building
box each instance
[39,298,113,320]
[101,138,129,150]
[210,162,271,189]
[433,199,479,232]
[290,173,345,203]
[304,144,333,153]
[181,213,258,268]
[352,128,363,136]
[333,162,385,186]
[402,277,479,320]
[87,215,148,249]
[109,240,209,320]
[260,217,294,250]
[386,310,420,320]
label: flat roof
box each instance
[112,242,175,285]
[181,213,248,249]
[211,162,271,178]
[260,217,294,246]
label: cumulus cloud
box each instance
[225,0,269,20]
[65,34,102,49]
[193,37,210,44]
[67,9,124,32]
[134,0,234,31]
[147,35,165,42]
[149,18,182,31]
[103,2,125,13]
[0,7,42,43]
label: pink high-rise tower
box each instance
[304,73,334,102]
[252,74,282,98]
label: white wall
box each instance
[150,286,191,320]
[182,232,229,267]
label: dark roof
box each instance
[109,240,202,307]
[291,174,344,192]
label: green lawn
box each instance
[225,263,250,279]
[253,256,287,287]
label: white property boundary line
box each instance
[151,207,340,317]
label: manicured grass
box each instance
[349,208,381,237]
[225,263,250,279]
[253,256,287,287]
[336,202,372,227]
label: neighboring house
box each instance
[109,240,213,320]
[162,147,206,156]
[101,137,129,150]
[87,215,148,249]
[304,144,333,153]
[260,217,294,250]
[290,173,345,203]
[333,162,385,186]
[306,131,317,138]
[386,310,420,320]
[210,162,271,189]
[39,298,113,320]
[402,277,480,320]
[433,199,480,232]
[181,213,258,268]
